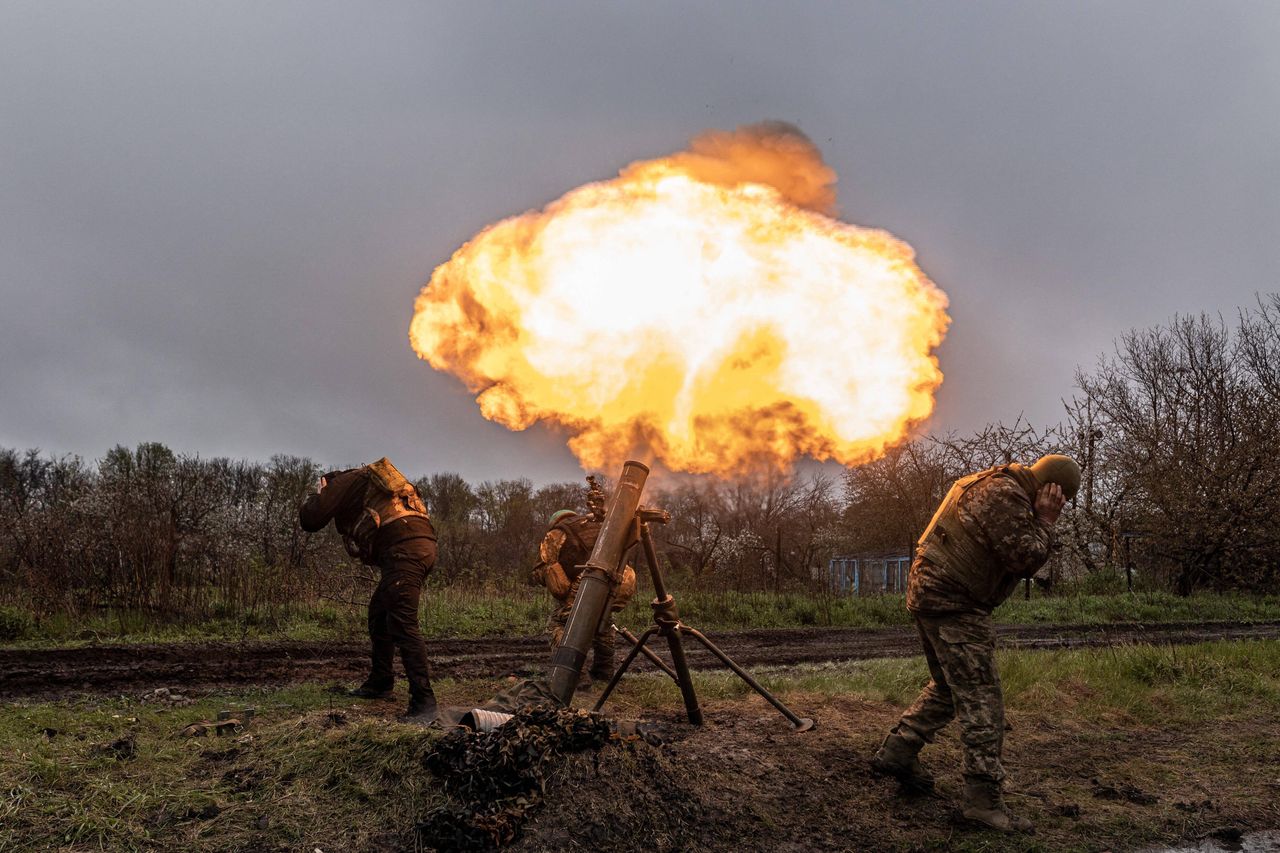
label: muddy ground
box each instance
[3,620,1278,700]
[326,683,1280,852]
[501,694,1280,853]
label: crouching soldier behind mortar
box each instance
[299,458,439,723]
[530,479,637,684]
[871,454,1080,834]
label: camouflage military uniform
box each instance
[530,518,636,682]
[889,465,1052,787]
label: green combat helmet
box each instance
[549,509,577,526]
[1029,454,1081,500]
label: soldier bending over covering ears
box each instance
[300,458,439,723]
[871,454,1080,834]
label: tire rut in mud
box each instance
[3,620,1278,700]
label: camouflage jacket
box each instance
[530,519,637,611]
[531,528,575,601]
[530,516,600,602]
[907,466,1053,613]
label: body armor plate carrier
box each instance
[550,514,637,611]
[339,457,430,563]
[917,466,1009,605]
[552,515,601,584]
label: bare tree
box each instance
[653,482,726,583]
[418,472,480,584]
[1075,308,1280,593]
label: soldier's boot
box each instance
[870,729,934,792]
[961,779,1034,834]
[587,661,617,685]
[348,680,394,699]
[588,632,617,684]
[399,692,438,725]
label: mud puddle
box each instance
[1147,830,1280,852]
[1152,824,1280,845]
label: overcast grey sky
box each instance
[2,1,1277,482]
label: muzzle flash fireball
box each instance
[409,122,950,475]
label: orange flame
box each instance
[409,123,949,476]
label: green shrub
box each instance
[1065,570,1128,595]
[0,605,32,641]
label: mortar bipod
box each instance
[593,517,815,733]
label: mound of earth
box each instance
[419,697,960,852]
[419,690,1279,852]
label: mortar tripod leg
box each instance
[592,625,661,711]
[663,623,703,725]
[680,626,815,731]
[614,623,679,682]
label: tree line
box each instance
[2,297,1277,623]
[843,295,1280,595]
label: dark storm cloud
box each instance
[1,1,1278,481]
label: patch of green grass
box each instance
[994,589,1280,625]
[5,588,1280,649]
[0,604,33,641]
[613,589,1280,635]
[420,587,552,638]
[999,638,1280,723]
[0,684,444,851]
[600,639,1280,728]
[614,589,912,631]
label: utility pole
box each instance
[1085,428,1102,514]
[774,527,782,593]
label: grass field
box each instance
[3,639,1279,851]
[4,588,1280,648]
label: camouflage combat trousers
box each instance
[547,579,617,681]
[895,609,1006,784]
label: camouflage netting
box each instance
[417,706,623,850]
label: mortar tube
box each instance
[547,460,649,704]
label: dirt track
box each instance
[3,620,1279,701]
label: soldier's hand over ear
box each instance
[1034,483,1065,525]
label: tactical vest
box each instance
[337,458,430,563]
[551,515,601,583]
[916,464,1038,605]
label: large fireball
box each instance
[409,122,949,476]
